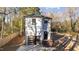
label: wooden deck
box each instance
[0,32,78,51]
[17,33,74,51]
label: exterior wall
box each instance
[36,18,42,36]
[25,18,34,36]
[42,19,51,32]
[43,19,48,31]
[25,17,43,44]
[25,17,52,44]
[47,19,52,40]
[42,19,51,40]
[25,17,42,36]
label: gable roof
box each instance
[24,13,52,19]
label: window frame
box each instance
[32,18,36,25]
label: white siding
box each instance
[25,18,34,36]
[25,17,42,36]
[25,17,51,41]
[36,18,42,36]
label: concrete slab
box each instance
[17,45,56,51]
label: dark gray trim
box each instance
[24,15,52,19]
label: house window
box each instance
[32,19,36,25]
[44,20,48,23]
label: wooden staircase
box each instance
[28,36,36,45]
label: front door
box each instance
[44,31,48,40]
[43,20,48,40]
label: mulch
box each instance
[0,34,24,51]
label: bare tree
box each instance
[66,7,78,32]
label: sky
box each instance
[39,7,79,22]
[39,7,66,22]
[40,7,79,18]
[40,7,66,14]
[40,7,79,15]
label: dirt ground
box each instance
[0,35,24,51]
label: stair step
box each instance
[28,43,34,45]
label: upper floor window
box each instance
[32,19,36,25]
[44,20,48,24]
